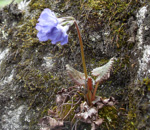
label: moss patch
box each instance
[82,0,143,49]
[125,78,150,130]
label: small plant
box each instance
[36,8,117,130]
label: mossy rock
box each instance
[0,0,149,130]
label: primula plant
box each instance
[36,8,117,130]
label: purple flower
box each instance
[36,8,74,45]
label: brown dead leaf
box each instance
[94,118,103,126]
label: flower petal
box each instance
[47,25,68,45]
[36,8,58,33]
[38,8,58,25]
[36,24,51,33]
[37,31,49,41]
[60,35,68,45]
[35,8,71,45]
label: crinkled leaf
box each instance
[66,64,86,85]
[92,96,101,105]
[88,108,97,118]
[102,98,110,104]
[79,112,89,120]
[48,117,63,128]
[39,117,63,130]
[40,127,50,130]
[91,58,114,83]
[94,118,103,126]
[97,103,104,109]
[91,123,96,130]
[56,94,65,105]
[107,101,115,106]
[92,96,116,108]
[76,102,97,123]
[80,101,89,111]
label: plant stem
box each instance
[74,21,88,79]
[74,21,92,105]
[92,82,99,100]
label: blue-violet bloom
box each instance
[36,8,74,45]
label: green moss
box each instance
[98,106,118,129]
[16,18,40,48]
[59,100,76,120]
[125,91,137,130]
[40,106,50,117]
[113,56,130,75]
[143,77,150,91]
[29,0,51,11]
[81,0,143,49]
[89,58,109,72]
[125,78,148,130]
[98,58,109,66]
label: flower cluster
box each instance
[36,8,74,45]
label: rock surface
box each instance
[0,0,150,130]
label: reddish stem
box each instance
[74,21,93,105]
[74,21,88,79]
[92,82,100,101]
